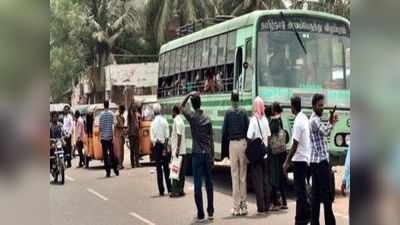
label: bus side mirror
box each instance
[243,62,249,69]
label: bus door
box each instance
[234,47,243,92]
[244,38,253,92]
[234,38,253,96]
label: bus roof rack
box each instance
[176,15,235,37]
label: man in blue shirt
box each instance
[99,100,119,177]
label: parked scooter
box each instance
[50,138,65,184]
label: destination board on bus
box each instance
[258,15,350,37]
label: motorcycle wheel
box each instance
[53,170,59,183]
[59,159,65,185]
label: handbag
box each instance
[245,117,268,163]
[169,156,183,180]
[270,129,286,155]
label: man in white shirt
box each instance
[283,96,311,225]
[63,105,74,168]
[170,105,187,198]
[150,103,171,196]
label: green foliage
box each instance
[50,0,89,102]
[50,0,350,102]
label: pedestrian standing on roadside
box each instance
[221,90,249,216]
[170,105,187,198]
[114,105,126,169]
[309,93,337,225]
[128,99,140,168]
[150,103,171,196]
[99,100,119,177]
[268,102,288,211]
[180,91,214,223]
[283,96,311,225]
[63,105,73,168]
[84,111,94,168]
[74,110,85,168]
[247,96,272,215]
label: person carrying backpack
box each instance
[268,102,288,211]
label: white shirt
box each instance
[247,115,271,147]
[171,115,186,155]
[150,115,170,145]
[123,111,128,127]
[63,114,74,137]
[291,111,311,163]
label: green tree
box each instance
[81,0,138,98]
[50,0,88,102]
[142,0,221,47]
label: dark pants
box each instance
[129,135,140,167]
[192,153,214,219]
[101,139,118,176]
[172,155,186,195]
[270,152,288,206]
[64,136,72,167]
[76,140,84,167]
[293,162,311,225]
[251,158,271,212]
[311,160,336,225]
[154,143,171,194]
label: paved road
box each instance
[50,151,349,225]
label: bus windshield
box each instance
[257,30,350,90]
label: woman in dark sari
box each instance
[268,102,288,211]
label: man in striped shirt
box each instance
[99,100,119,177]
[309,94,337,225]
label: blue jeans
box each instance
[192,153,214,219]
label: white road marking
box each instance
[65,175,75,181]
[129,212,156,225]
[87,188,108,201]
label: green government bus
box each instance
[157,10,350,167]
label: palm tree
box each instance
[82,0,138,101]
[142,0,220,47]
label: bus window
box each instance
[188,44,195,70]
[244,38,253,91]
[204,70,218,93]
[165,51,170,76]
[210,36,218,66]
[195,41,203,69]
[182,45,188,72]
[202,39,210,67]
[227,31,236,63]
[218,34,227,65]
[176,48,182,74]
[257,31,350,90]
[170,50,176,75]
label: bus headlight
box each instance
[335,134,344,147]
[345,134,350,146]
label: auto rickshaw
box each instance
[138,102,156,159]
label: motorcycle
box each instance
[50,138,65,184]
